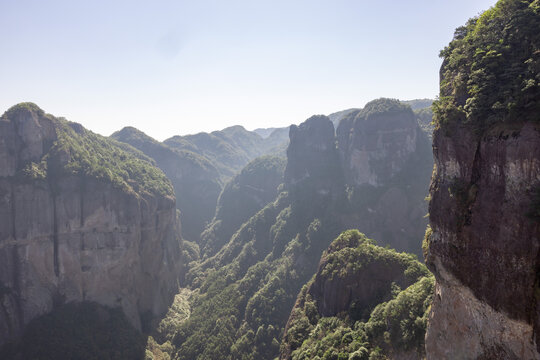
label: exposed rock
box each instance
[337,98,420,187]
[285,115,344,201]
[426,122,540,359]
[336,98,433,255]
[425,1,540,358]
[0,104,182,347]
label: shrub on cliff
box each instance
[433,0,540,133]
[281,230,434,360]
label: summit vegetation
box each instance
[433,0,540,133]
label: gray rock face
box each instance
[285,115,344,200]
[0,104,182,347]
[336,99,420,187]
[335,99,433,255]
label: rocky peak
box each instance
[285,115,343,199]
[336,98,420,187]
[0,103,57,177]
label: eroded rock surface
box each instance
[0,104,182,347]
[426,123,540,359]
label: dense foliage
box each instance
[433,0,540,133]
[168,186,343,360]
[282,230,434,360]
[2,103,174,198]
[357,98,413,120]
[0,302,146,360]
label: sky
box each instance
[0,0,496,140]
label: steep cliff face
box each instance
[336,98,433,255]
[337,99,419,186]
[0,104,181,347]
[285,115,345,205]
[111,126,222,243]
[426,123,540,359]
[426,1,540,358]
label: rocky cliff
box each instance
[425,1,540,358]
[286,115,345,205]
[0,104,182,347]
[336,98,433,255]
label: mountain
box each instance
[165,125,289,181]
[111,127,222,243]
[156,106,433,359]
[167,115,349,360]
[280,230,433,360]
[253,127,282,138]
[0,104,182,350]
[425,0,540,358]
[401,99,433,111]
[329,100,434,133]
[199,155,286,258]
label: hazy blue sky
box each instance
[1,0,495,140]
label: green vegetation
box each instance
[200,156,285,258]
[414,107,434,137]
[433,0,540,134]
[2,104,174,198]
[283,230,434,360]
[51,120,173,197]
[358,98,413,120]
[165,125,288,181]
[2,102,45,118]
[401,99,434,111]
[0,302,146,360]
[111,126,222,242]
[162,172,344,359]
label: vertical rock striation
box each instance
[0,104,182,347]
[425,1,540,358]
[336,98,433,255]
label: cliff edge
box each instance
[425,1,540,358]
[0,103,182,347]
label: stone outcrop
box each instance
[285,115,344,201]
[425,122,540,359]
[0,104,182,347]
[425,1,540,358]
[336,98,433,255]
[337,99,420,187]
